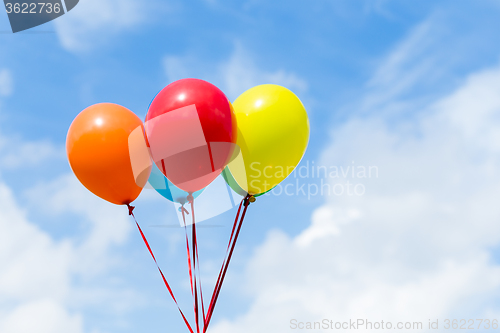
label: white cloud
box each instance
[217,44,307,100]
[0,69,13,97]
[0,97,65,169]
[0,63,147,330]
[365,20,436,105]
[0,183,71,302]
[0,137,64,170]
[0,181,84,331]
[164,43,308,101]
[208,23,500,333]
[54,0,148,52]
[358,12,481,118]
[24,173,132,276]
[0,299,83,333]
[0,139,136,331]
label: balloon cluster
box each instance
[66,78,309,207]
[66,78,310,332]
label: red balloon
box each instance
[145,79,237,193]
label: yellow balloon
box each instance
[228,84,310,195]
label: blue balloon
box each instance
[148,163,204,204]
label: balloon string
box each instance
[127,204,194,333]
[188,194,205,333]
[182,206,195,302]
[197,245,206,327]
[204,196,250,331]
[190,199,201,333]
[204,198,243,323]
[204,195,251,332]
[191,200,206,327]
[204,198,243,319]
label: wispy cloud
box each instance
[0,69,13,97]
[0,137,64,170]
[0,181,83,332]
[209,15,500,333]
[0,299,83,333]
[25,173,132,276]
[358,9,492,118]
[164,43,307,101]
[0,133,137,332]
[54,0,151,52]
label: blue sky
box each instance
[2,1,500,332]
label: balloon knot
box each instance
[244,195,255,206]
[127,204,135,216]
[187,193,194,203]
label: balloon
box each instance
[145,79,237,193]
[148,163,203,204]
[221,166,247,197]
[228,84,309,195]
[222,166,274,198]
[66,103,151,205]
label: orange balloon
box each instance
[66,103,151,205]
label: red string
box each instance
[196,241,206,327]
[182,206,196,318]
[191,200,206,329]
[128,195,252,333]
[203,195,251,332]
[127,204,194,333]
[190,199,200,333]
[204,198,242,325]
[195,239,206,326]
